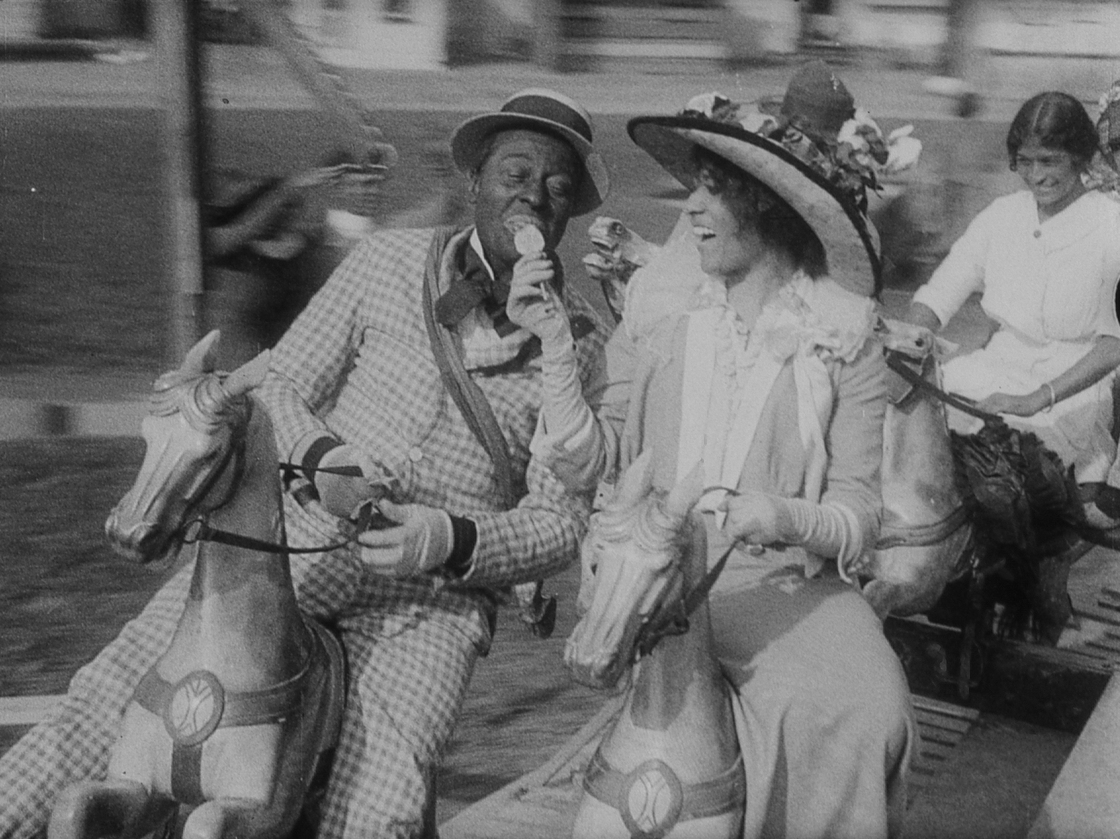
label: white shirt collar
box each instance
[459,228,535,370]
[469,229,496,280]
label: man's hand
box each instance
[356,500,454,577]
[506,253,572,350]
[315,444,393,520]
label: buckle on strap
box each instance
[133,657,311,747]
[583,748,745,838]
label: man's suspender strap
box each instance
[422,227,518,510]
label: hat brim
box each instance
[627,116,880,297]
[451,113,609,217]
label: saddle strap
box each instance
[876,506,970,550]
[584,747,745,835]
[133,651,314,804]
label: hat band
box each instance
[502,94,592,144]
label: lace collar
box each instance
[707,271,876,383]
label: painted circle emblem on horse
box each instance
[49,331,345,839]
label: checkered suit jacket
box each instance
[260,226,610,648]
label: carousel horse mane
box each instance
[150,364,253,432]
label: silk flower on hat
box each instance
[681,92,922,209]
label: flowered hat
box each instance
[627,61,921,297]
[1087,80,1120,197]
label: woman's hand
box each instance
[718,490,792,547]
[975,390,1048,417]
[506,252,571,349]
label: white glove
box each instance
[315,444,392,520]
[356,500,454,577]
[506,253,572,350]
[532,337,605,493]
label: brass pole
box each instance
[154,0,207,365]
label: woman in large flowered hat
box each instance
[509,61,918,838]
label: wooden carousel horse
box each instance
[564,454,743,839]
[48,331,345,839]
[856,318,973,619]
[558,333,973,838]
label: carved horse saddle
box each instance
[131,619,345,806]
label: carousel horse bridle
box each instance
[161,379,383,558]
[884,349,1000,424]
[127,374,351,805]
[621,486,739,660]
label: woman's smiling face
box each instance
[685,168,766,282]
[1014,138,1086,217]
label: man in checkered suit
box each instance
[0,89,610,838]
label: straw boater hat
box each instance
[628,61,917,297]
[450,88,610,217]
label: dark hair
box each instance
[690,146,828,278]
[1006,91,1100,169]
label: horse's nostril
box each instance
[564,642,623,691]
[105,517,164,563]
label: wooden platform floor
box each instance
[440,691,1075,839]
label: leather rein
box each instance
[633,486,741,659]
[175,416,375,556]
[884,349,1000,424]
[635,541,736,659]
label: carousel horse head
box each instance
[565,453,706,690]
[105,330,271,565]
[858,317,973,619]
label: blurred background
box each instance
[2,0,1120,829]
[2,0,1119,381]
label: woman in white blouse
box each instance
[907,91,1120,527]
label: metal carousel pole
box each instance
[153,0,207,365]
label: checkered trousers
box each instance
[0,563,190,839]
[0,558,476,839]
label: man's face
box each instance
[469,129,582,277]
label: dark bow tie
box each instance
[434,244,520,337]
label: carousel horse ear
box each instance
[181,330,222,375]
[611,450,655,510]
[663,461,705,523]
[225,350,271,397]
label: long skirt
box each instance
[708,540,916,839]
